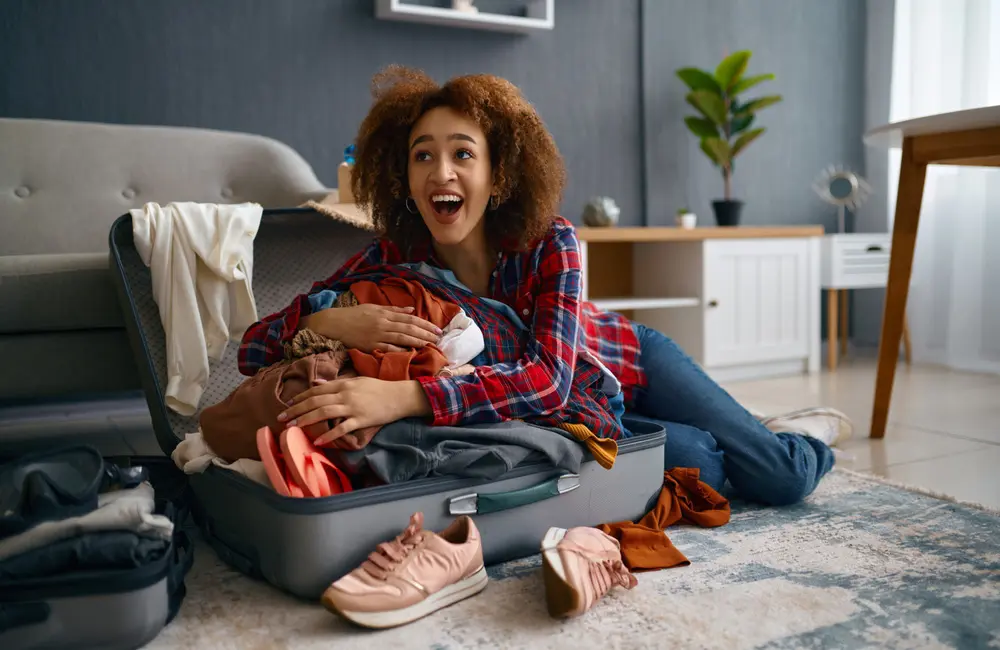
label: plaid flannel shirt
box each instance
[237,217,646,439]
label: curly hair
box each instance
[351,65,566,252]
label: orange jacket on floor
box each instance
[598,467,731,571]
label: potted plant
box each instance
[675,207,696,229]
[676,51,782,226]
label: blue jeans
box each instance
[628,324,835,506]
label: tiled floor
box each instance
[722,357,1000,510]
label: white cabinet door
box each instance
[703,239,811,367]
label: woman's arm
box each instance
[237,239,387,375]
[417,224,583,425]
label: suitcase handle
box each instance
[448,473,580,516]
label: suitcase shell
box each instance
[0,513,193,650]
[109,208,666,599]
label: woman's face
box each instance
[407,106,494,248]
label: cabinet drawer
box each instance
[822,234,891,288]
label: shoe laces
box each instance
[361,512,425,580]
[589,556,638,597]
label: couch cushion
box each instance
[0,117,328,256]
[0,253,121,333]
[0,329,140,399]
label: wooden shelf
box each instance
[374,0,554,33]
[590,297,700,311]
[577,225,824,243]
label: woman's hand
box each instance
[300,304,442,353]
[277,378,432,444]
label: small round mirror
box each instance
[828,174,856,201]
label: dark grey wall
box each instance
[642,0,866,228]
[1,0,867,231]
[0,0,643,224]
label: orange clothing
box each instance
[201,278,464,461]
[598,467,730,571]
[348,278,459,380]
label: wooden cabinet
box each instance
[579,227,822,382]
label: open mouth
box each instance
[431,193,464,217]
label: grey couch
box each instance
[0,117,331,454]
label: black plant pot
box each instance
[712,200,744,227]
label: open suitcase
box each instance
[109,207,666,600]
[0,462,193,650]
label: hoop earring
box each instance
[489,195,500,211]
[405,197,418,214]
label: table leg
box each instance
[871,138,927,438]
[840,289,849,357]
[902,315,912,365]
[828,289,838,371]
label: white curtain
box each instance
[888,0,1000,374]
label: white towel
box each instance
[131,201,262,415]
[171,430,271,489]
[0,482,174,562]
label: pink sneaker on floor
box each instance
[321,512,487,629]
[540,527,638,618]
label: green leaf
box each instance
[700,139,722,167]
[737,95,783,114]
[686,90,727,125]
[731,113,755,135]
[676,67,722,93]
[715,50,751,90]
[730,73,774,96]
[700,137,731,167]
[684,116,719,138]
[731,128,765,158]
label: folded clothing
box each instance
[0,446,148,539]
[334,418,585,484]
[0,526,170,582]
[0,482,174,562]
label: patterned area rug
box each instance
[149,469,1000,650]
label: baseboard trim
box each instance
[707,359,808,383]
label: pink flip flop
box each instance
[280,426,352,498]
[256,426,304,498]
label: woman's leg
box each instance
[629,324,835,506]
[624,413,727,493]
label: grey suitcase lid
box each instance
[109,208,376,457]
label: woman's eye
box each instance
[456,149,473,160]
[414,151,431,162]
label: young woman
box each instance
[238,66,844,506]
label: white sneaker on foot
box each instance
[759,407,854,447]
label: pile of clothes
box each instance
[0,447,175,583]
[173,276,589,498]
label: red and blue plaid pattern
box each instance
[238,217,646,439]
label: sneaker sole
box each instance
[322,566,488,629]
[540,527,582,618]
